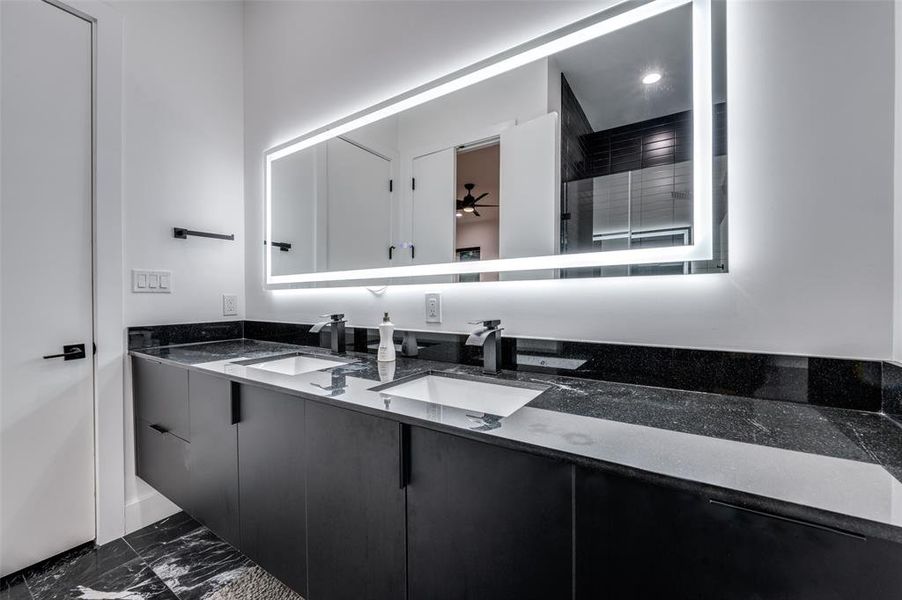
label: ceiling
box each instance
[553,4,695,132]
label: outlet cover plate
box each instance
[222,294,238,316]
[425,292,442,323]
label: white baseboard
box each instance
[124,488,180,535]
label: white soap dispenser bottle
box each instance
[377,312,396,362]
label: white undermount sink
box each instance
[246,354,349,376]
[377,373,546,417]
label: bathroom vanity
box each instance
[128,2,902,596]
[131,338,902,600]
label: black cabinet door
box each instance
[407,427,572,600]
[305,401,406,600]
[237,386,307,595]
[576,467,902,600]
[187,371,239,547]
[132,357,190,441]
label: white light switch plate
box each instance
[132,269,172,293]
[222,294,238,316]
[425,292,442,323]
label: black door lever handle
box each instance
[43,343,86,361]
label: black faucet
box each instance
[310,313,347,354]
[466,319,503,374]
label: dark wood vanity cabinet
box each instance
[237,386,307,595]
[133,357,902,600]
[186,372,240,548]
[305,401,407,600]
[133,357,191,508]
[406,427,573,600]
[576,467,902,600]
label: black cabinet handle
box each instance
[709,499,865,540]
[410,244,415,260]
[389,245,396,260]
[230,382,241,425]
[149,423,168,435]
[399,423,410,489]
[43,343,86,361]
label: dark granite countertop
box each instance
[132,339,902,542]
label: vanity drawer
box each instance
[132,357,190,441]
[135,418,191,509]
[576,467,902,599]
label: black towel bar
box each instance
[173,227,234,241]
[264,240,292,252]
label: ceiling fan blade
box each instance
[475,203,499,207]
[473,209,481,217]
[475,192,489,201]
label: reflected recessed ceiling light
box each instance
[455,211,463,218]
[642,72,662,85]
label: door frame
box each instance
[43,0,125,545]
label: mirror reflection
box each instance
[267,1,725,284]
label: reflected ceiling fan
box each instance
[456,183,498,217]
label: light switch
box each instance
[132,269,172,293]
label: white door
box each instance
[326,137,392,272]
[499,113,559,280]
[1,0,96,576]
[411,149,455,283]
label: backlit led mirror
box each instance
[265,0,726,287]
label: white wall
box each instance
[123,0,245,327]
[245,0,895,360]
[119,0,245,530]
[895,0,902,362]
[271,147,318,276]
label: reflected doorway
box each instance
[455,142,500,282]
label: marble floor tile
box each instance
[63,557,178,600]
[145,528,252,600]
[0,575,33,600]
[7,513,304,600]
[125,512,202,559]
[26,540,139,600]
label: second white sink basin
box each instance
[247,354,349,376]
[377,373,546,417]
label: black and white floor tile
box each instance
[0,513,301,600]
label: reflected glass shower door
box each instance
[562,160,694,277]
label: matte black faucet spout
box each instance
[310,313,347,354]
[466,319,503,374]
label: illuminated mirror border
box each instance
[264,0,713,287]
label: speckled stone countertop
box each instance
[132,339,902,542]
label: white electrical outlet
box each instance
[425,292,442,323]
[222,294,238,316]
[132,269,172,293]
